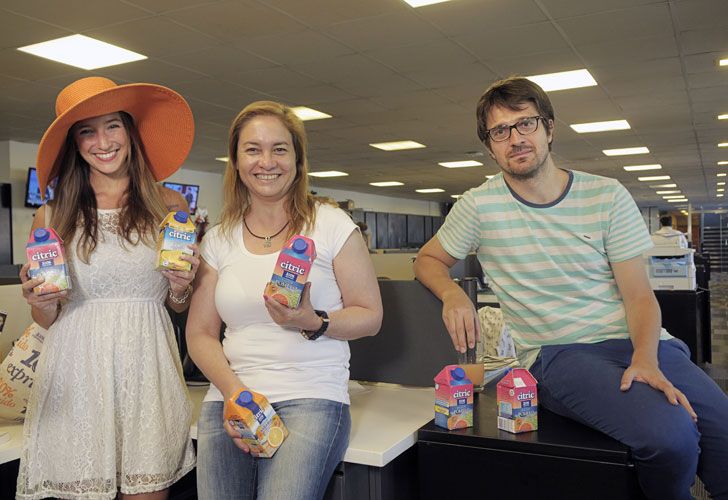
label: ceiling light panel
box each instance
[570,120,630,133]
[526,69,597,92]
[290,106,332,121]
[403,0,452,6]
[439,160,483,168]
[308,171,348,177]
[370,181,404,187]
[639,175,670,181]
[623,164,661,172]
[17,34,146,70]
[602,147,650,156]
[416,188,444,193]
[369,141,426,151]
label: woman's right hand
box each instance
[19,263,66,315]
[223,419,252,454]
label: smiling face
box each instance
[486,102,554,181]
[73,112,130,180]
[236,115,297,203]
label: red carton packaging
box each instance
[25,228,71,295]
[434,365,474,430]
[264,235,316,309]
[497,368,538,433]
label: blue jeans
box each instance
[197,398,350,500]
[530,338,728,500]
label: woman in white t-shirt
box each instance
[186,101,383,500]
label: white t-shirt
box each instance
[200,203,357,404]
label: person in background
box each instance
[17,77,198,499]
[652,215,689,248]
[186,101,382,500]
[414,76,728,500]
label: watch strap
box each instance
[301,310,329,340]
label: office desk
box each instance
[654,289,710,364]
[417,391,645,500]
[2,383,433,500]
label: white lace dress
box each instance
[16,209,196,499]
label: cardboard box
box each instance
[497,368,538,433]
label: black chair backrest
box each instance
[349,280,460,387]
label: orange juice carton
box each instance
[156,211,196,271]
[497,368,538,433]
[25,228,71,295]
[264,235,316,308]
[434,365,473,430]
[224,388,289,458]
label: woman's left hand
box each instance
[264,282,322,332]
[163,244,200,296]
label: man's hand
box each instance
[620,359,697,422]
[441,288,480,354]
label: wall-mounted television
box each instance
[25,167,54,208]
[162,182,199,214]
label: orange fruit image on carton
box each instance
[224,388,289,458]
[26,228,71,295]
[497,368,538,434]
[263,235,316,309]
[434,365,473,430]
[156,211,196,271]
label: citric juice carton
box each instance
[25,228,71,295]
[497,368,538,433]
[224,388,289,458]
[434,365,473,430]
[264,235,316,308]
[156,211,196,271]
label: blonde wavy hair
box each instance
[219,101,317,239]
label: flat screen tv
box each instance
[162,182,199,214]
[25,167,54,208]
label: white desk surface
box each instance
[2,381,435,469]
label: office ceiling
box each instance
[1,0,727,209]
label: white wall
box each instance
[0,140,224,264]
[310,185,442,216]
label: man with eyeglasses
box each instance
[414,76,728,500]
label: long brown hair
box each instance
[49,111,168,262]
[219,101,317,239]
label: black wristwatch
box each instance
[301,310,329,340]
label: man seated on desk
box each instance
[652,215,690,248]
[414,76,728,500]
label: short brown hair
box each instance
[476,76,555,150]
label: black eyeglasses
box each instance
[486,116,545,142]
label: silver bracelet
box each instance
[168,284,192,304]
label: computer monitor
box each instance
[349,280,460,387]
[162,182,199,214]
[24,167,54,208]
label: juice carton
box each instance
[434,365,473,430]
[224,388,289,458]
[25,228,71,295]
[156,211,196,271]
[264,235,316,308]
[497,368,538,433]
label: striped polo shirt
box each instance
[437,169,669,367]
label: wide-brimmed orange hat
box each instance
[37,76,194,195]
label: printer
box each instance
[644,246,696,291]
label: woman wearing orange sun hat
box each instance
[17,76,198,499]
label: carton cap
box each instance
[236,391,253,406]
[292,238,308,254]
[450,366,466,380]
[173,211,189,223]
[33,228,50,242]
